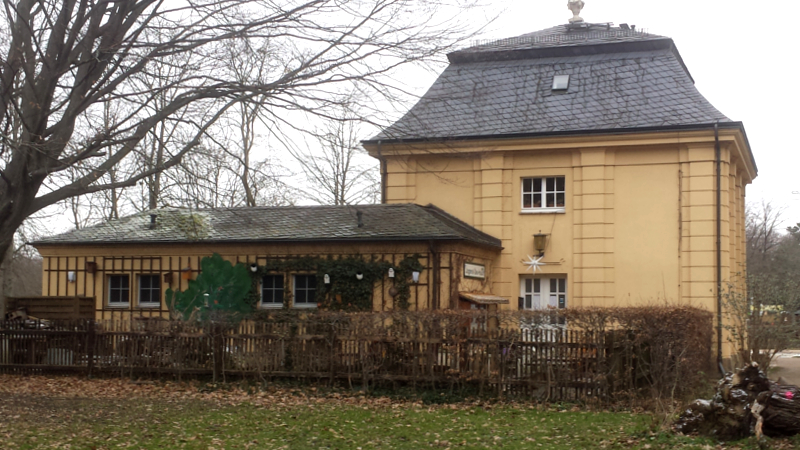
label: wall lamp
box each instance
[533,232,549,257]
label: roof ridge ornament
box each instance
[568,0,585,23]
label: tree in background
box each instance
[0,0,484,268]
[746,200,787,276]
[291,107,380,205]
[725,201,800,369]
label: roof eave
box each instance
[363,121,757,179]
[32,236,503,250]
[364,122,747,147]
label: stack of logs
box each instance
[675,362,800,439]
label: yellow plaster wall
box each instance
[373,129,755,359]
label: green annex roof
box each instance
[33,204,502,249]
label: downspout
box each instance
[377,140,387,204]
[715,123,724,376]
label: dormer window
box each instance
[552,75,570,91]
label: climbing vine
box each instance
[246,255,423,311]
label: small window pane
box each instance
[523,178,532,192]
[533,278,540,293]
[546,193,555,207]
[261,275,284,307]
[550,278,557,292]
[523,195,532,208]
[558,294,566,309]
[109,275,130,305]
[546,177,555,191]
[556,193,565,207]
[533,178,542,192]
[525,295,532,309]
[556,177,565,191]
[533,194,541,208]
[294,275,317,307]
[558,278,566,292]
[525,278,532,292]
[139,275,160,306]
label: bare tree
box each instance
[291,112,380,205]
[746,200,786,275]
[0,0,482,268]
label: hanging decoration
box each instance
[523,255,546,273]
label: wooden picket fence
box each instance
[0,312,610,400]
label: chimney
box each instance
[356,210,364,228]
[149,214,157,229]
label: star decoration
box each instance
[522,255,546,273]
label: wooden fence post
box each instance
[212,322,224,383]
[328,324,337,385]
[87,319,96,378]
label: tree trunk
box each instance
[0,242,13,316]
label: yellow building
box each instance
[362,22,756,358]
[31,19,755,360]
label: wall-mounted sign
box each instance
[464,262,486,279]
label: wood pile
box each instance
[675,362,800,439]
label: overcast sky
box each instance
[451,0,799,226]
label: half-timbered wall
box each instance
[36,242,500,320]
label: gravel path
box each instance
[771,350,800,385]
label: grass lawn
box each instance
[1,376,798,449]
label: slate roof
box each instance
[368,24,731,142]
[32,204,502,249]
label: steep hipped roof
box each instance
[32,204,502,249]
[367,24,731,142]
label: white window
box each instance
[138,274,161,308]
[261,274,284,308]
[293,275,317,308]
[522,176,565,212]
[520,277,567,311]
[108,275,130,307]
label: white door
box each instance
[520,277,566,311]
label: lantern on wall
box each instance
[533,231,548,257]
[67,271,76,283]
[356,272,364,280]
[412,271,420,283]
[324,274,331,284]
[388,268,395,278]
[250,263,258,273]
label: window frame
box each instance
[137,274,161,308]
[260,274,285,309]
[521,176,566,213]
[107,274,130,308]
[292,274,317,309]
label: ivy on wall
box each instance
[166,253,252,323]
[246,255,423,311]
